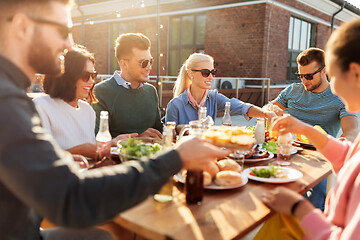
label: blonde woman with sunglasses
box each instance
[34,45,136,159]
[165,53,277,131]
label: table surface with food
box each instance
[110,126,332,240]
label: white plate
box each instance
[244,152,275,163]
[243,166,303,183]
[110,147,118,155]
[173,172,248,190]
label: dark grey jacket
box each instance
[0,56,182,240]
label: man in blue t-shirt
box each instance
[272,47,358,211]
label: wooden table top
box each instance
[113,149,332,240]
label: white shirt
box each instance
[33,95,96,150]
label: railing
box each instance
[97,75,270,106]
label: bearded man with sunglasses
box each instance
[92,33,163,139]
[270,47,358,211]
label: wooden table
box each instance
[113,149,332,240]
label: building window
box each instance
[287,16,315,82]
[168,14,206,76]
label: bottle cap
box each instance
[166,121,176,126]
[100,111,108,118]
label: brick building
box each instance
[71,0,360,106]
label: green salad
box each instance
[262,140,278,153]
[119,137,162,159]
[250,164,279,178]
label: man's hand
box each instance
[174,136,231,170]
[112,133,139,146]
[139,128,163,139]
[263,101,284,116]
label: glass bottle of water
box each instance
[222,102,232,126]
[95,111,112,162]
[254,118,265,145]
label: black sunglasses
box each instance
[81,71,97,82]
[191,69,217,77]
[296,66,325,80]
[7,15,72,40]
[139,58,153,68]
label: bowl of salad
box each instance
[116,137,164,161]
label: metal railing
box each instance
[97,75,270,106]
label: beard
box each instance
[28,27,62,76]
[305,78,322,92]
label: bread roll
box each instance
[216,159,241,172]
[204,161,219,178]
[203,171,212,186]
[215,170,243,186]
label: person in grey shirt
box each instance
[0,0,230,239]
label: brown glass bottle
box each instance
[185,170,203,204]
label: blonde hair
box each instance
[173,53,214,97]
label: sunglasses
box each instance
[139,58,153,68]
[191,69,217,77]
[81,71,97,82]
[295,66,325,80]
[8,15,72,40]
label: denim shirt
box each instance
[165,89,253,125]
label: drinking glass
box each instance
[231,150,245,171]
[178,120,204,139]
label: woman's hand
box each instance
[271,115,329,150]
[270,115,309,136]
[262,187,314,220]
[72,154,90,168]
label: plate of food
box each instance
[229,145,275,162]
[116,137,164,161]
[173,170,248,190]
[243,165,303,183]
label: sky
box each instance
[346,0,360,9]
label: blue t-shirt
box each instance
[275,83,355,137]
[165,89,253,125]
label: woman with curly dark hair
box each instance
[34,45,135,159]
